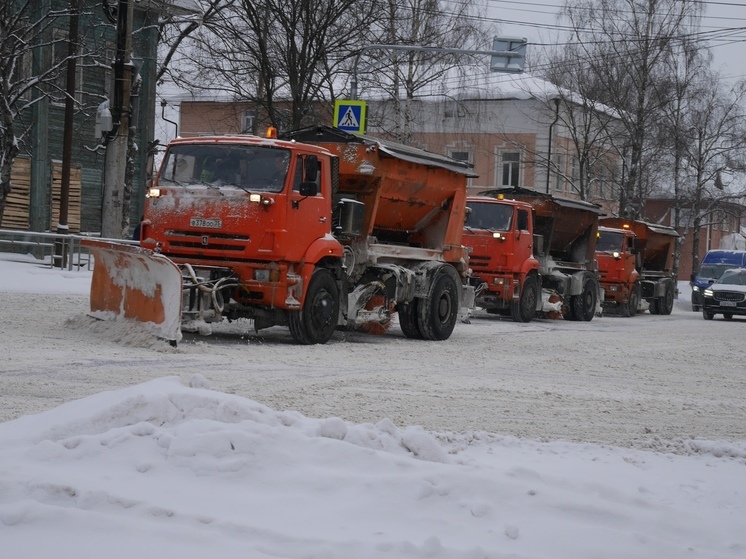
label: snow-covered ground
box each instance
[1,252,745,558]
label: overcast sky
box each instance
[487,0,746,83]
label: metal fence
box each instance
[0,229,138,271]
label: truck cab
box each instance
[596,225,641,317]
[463,196,540,322]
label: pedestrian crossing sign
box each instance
[334,100,366,134]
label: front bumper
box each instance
[702,293,746,316]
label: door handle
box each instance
[319,217,327,223]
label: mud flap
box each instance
[82,239,183,342]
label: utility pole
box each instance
[101,0,134,238]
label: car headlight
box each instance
[692,286,699,292]
[703,289,714,298]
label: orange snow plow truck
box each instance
[466,187,603,322]
[596,218,679,316]
[83,125,477,344]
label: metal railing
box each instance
[0,229,138,271]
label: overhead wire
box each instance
[354,0,746,86]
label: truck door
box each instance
[514,207,533,264]
[286,155,331,260]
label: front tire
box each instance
[417,271,459,340]
[288,268,339,345]
[511,275,538,323]
[703,308,715,320]
[622,281,641,318]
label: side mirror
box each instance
[516,211,529,231]
[304,155,319,182]
[299,182,318,197]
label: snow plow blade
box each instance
[82,239,183,342]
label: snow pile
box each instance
[1,376,745,559]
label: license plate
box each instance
[720,300,737,307]
[190,218,222,229]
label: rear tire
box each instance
[511,275,538,323]
[571,277,598,322]
[288,268,339,345]
[660,282,674,315]
[417,271,459,340]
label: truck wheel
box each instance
[417,271,459,340]
[398,300,424,339]
[703,309,715,320]
[288,268,339,345]
[511,275,538,323]
[660,283,674,315]
[571,277,598,322]
[623,282,641,318]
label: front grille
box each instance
[715,291,745,302]
[169,241,244,251]
[167,230,250,241]
[469,255,491,270]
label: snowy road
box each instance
[1,284,744,449]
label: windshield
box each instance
[716,269,746,286]
[159,144,291,193]
[697,264,735,280]
[465,202,513,232]
[596,231,624,253]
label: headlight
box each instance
[692,286,699,292]
[254,269,270,282]
[147,187,161,198]
[493,277,506,285]
[703,289,714,298]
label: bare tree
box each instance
[560,0,701,217]
[539,43,625,202]
[655,37,711,280]
[361,0,492,144]
[0,0,70,224]
[677,76,746,274]
[155,0,235,85]
[167,0,383,131]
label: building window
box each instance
[553,154,565,191]
[449,149,472,186]
[12,51,33,100]
[570,157,579,193]
[501,152,520,187]
[450,150,470,163]
[242,110,255,134]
